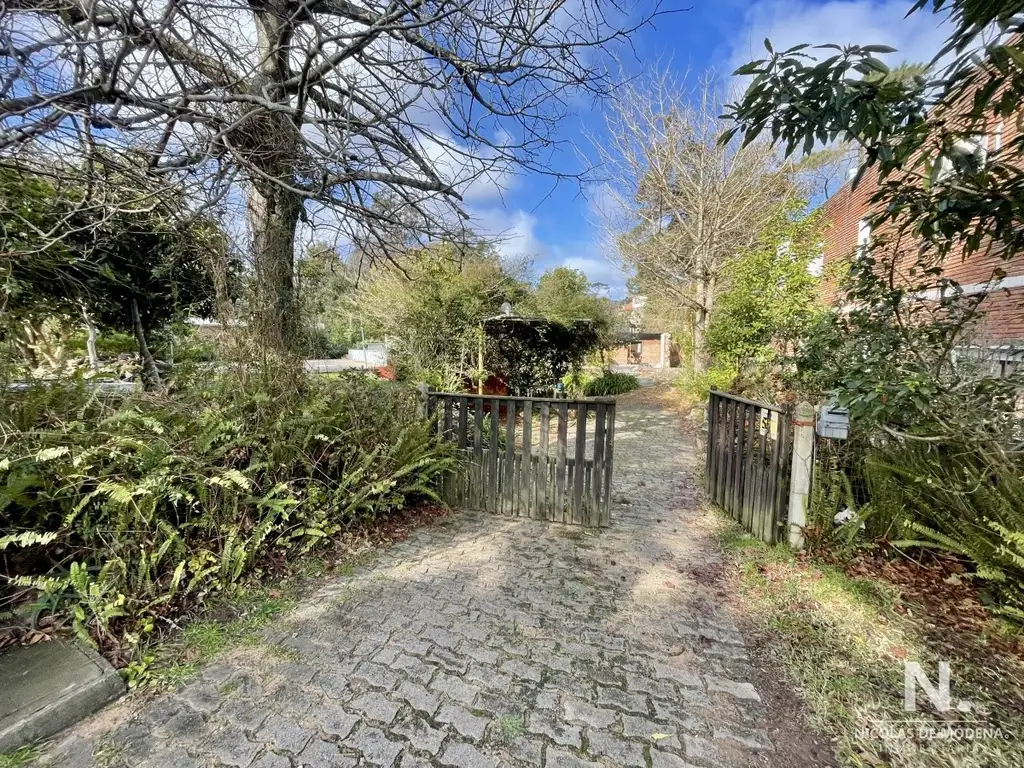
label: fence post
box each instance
[787,401,815,549]
[417,382,430,421]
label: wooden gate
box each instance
[706,391,793,543]
[425,392,615,527]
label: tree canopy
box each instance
[533,266,621,346]
[705,204,825,365]
[594,69,802,372]
[723,1,1024,438]
[358,242,529,390]
[1,0,666,351]
[1,162,228,385]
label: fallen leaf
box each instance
[888,645,908,660]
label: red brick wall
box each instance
[820,170,878,304]
[819,81,1024,342]
[609,338,662,366]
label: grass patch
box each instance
[496,714,524,741]
[90,740,126,768]
[0,746,40,768]
[140,590,295,689]
[716,514,1024,768]
[264,643,302,662]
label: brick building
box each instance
[606,296,677,367]
[607,332,673,367]
[820,78,1024,343]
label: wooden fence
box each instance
[706,390,793,543]
[424,392,615,527]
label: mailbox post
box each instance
[787,402,816,548]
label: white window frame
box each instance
[932,135,987,184]
[856,218,871,257]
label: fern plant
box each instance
[0,369,454,672]
[868,440,1024,617]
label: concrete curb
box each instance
[0,639,125,752]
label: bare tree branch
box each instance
[1,0,669,348]
[591,67,801,371]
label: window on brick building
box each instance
[994,121,1004,152]
[932,136,987,183]
[857,219,871,257]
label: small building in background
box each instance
[608,331,675,368]
[609,295,677,368]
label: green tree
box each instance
[359,242,529,389]
[722,2,1024,437]
[533,267,621,348]
[295,243,361,357]
[705,206,826,366]
[1,163,227,387]
[595,69,802,373]
[485,318,600,394]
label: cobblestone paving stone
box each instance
[43,395,775,767]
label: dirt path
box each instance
[41,385,824,767]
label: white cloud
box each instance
[468,204,628,296]
[560,254,627,295]
[727,0,951,73]
[470,206,543,263]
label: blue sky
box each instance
[474,0,949,297]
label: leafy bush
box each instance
[674,361,738,407]
[0,368,453,674]
[563,370,640,397]
[864,440,1024,620]
[705,201,825,368]
[581,371,640,397]
[562,369,591,395]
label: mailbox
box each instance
[817,404,850,439]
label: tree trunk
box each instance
[242,8,303,355]
[131,297,163,390]
[691,277,713,375]
[692,308,707,375]
[248,182,303,353]
[81,306,99,372]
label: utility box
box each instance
[817,405,850,439]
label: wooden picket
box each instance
[706,390,793,544]
[424,391,615,527]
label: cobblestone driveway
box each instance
[48,394,774,767]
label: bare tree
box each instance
[592,68,799,372]
[1,0,662,351]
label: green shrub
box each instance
[561,369,592,396]
[674,361,737,407]
[0,368,453,673]
[66,329,138,358]
[582,371,640,397]
[562,370,640,397]
[865,439,1024,620]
